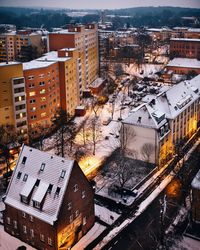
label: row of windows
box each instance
[28,71,58,80]
[6,217,52,245]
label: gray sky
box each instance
[0,0,200,9]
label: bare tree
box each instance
[141,143,154,163]
[113,63,125,81]
[90,117,101,155]
[52,109,76,158]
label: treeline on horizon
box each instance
[0,6,199,30]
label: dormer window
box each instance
[21,195,28,204]
[17,171,22,179]
[23,174,28,182]
[22,156,27,164]
[33,200,41,209]
[60,170,66,179]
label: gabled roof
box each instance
[5,145,75,225]
[123,74,200,128]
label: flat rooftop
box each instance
[23,60,56,70]
[37,51,71,62]
[167,58,200,69]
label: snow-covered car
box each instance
[102,117,112,125]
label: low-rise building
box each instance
[166,58,200,75]
[121,75,200,166]
[4,145,95,250]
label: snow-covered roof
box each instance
[23,60,56,70]
[5,145,74,225]
[90,78,105,88]
[167,58,200,69]
[37,51,71,62]
[0,62,21,67]
[123,74,200,128]
[170,38,200,42]
[191,170,200,190]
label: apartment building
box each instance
[166,58,200,75]
[4,145,95,250]
[121,75,200,166]
[170,38,200,59]
[48,24,99,91]
[23,60,60,135]
[37,49,81,116]
[0,62,28,136]
[0,30,42,62]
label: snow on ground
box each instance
[125,63,163,78]
[71,222,106,250]
[172,236,200,250]
[95,204,120,225]
[0,225,36,250]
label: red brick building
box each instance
[23,60,60,135]
[170,38,200,59]
[166,58,200,75]
[4,145,95,249]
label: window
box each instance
[48,237,52,246]
[30,99,36,104]
[60,170,66,179]
[30,216,33,222]
[30,229,34,237]
[75,210,79,218]
[29,83,35,88]
[23,174,28,182]
[34,201,41,209]
[23,225,27,234]
[30,107,36,112]
[29,91,36,97]
[22,156,27,164]
[21,195,28,204]
[68,202,72,210]
[69,215,73,223]
[47,184,53,193]
[22,212,26,218]
[41,97,46,102]
[13,220,17,229]
[39,81,45,86]
[55,187,61,196]
[17,171,22,179]
[40,234,45,242]
[82,191,86,199]
[73,184,78,192]
[35,179,40,187]
[40,89,46,94]
[28,76,34,80]
[31,115,37,120]
[41,112,46,118]
[83,216,87,225]
[40,163,45,171]
[6,217,11,225]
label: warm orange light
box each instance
[78,156,102,177]
[166,179,181,198]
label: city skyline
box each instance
[0,0,199,9]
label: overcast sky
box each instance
[0,0,199,9]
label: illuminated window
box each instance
[41,112,46,118]
[29,91,36,97]
[40,89,46,94]
[41,97,46,102]
[31,107,36,112]
[48,237,52,246]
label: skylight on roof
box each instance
[22,156,27,165]
[60,170,66,179]
[40,163,45,172]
